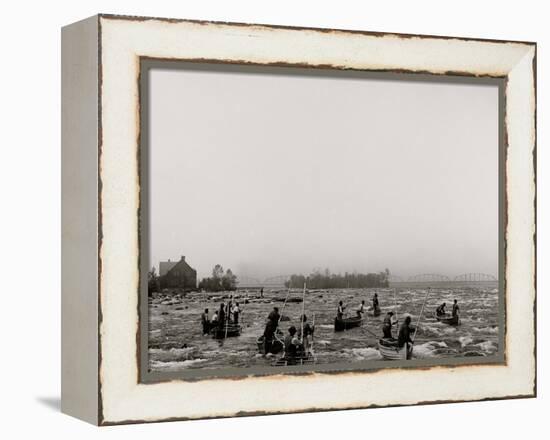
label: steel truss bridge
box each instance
[453,273,498,282]
[389,273,498,286]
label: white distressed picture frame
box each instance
[61,14,536,425]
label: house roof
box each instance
[160,256,197,277]
[159,261,177,276]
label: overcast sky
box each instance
[147,65,499,281]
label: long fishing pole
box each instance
[278,283,291,326]
[273,283,291,348]
[364,326,379,338]
[311,312,315,355]
[224,301,229,340]
[412,288,430,343]
[300,282,306,343]
[393,288,398,323]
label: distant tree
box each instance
[212,264,224,279]
[221,269,237,291]
[148,266,159,295]
[199,264,237,292]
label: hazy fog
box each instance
[147,65,499,281]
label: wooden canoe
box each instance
[211,323,242,339]
[272,352,316,366]
[274,297,303,303]
[378,338,413,360]
[435,313,459,326]
[334,316,364,332]
[256,330,284,354]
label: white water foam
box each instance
[414,341,449,359]
[316,340,331,346]
[149,347,197,361]
[343,347,383,361]
[474,340,497,352]
[472,326,499,334]
[149,358,207,371]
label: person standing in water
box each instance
[227,295,234,324]
[263,307,280,354]
[337,301,345,320]
[284,326,299,358]
[452,299,460,317]
[232,302,241,324]
[300,314,315,355]
[201,308,210,335]
[397,315,414,353]
[373,292,380,310]
[267,306,280,326]
[218,303,226,329]
[357,300,366,316]
[382,311,395,338]
[211,310,219,328]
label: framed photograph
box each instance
[61,14,536,425]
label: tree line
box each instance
[198,264,238,292]
[285,268,390,289]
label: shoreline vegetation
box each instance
[285,268,390,290]
[149,264,391,294]
[197,264,237,292]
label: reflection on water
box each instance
[148,287,499,372]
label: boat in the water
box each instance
[272,352,316,366]
[378,288,429,360]
[211,323,242,339]
[435,313,459,326]
[256,330,284,354]
[274,297,303,303]
[378,338,413,360]
[334,315,364,331]
[370,306,381,317]
[270,283,317,366]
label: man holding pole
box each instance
[201,308,210,335]
[263,307,280,354]
[300,314,314,355]
[452,299,460,317]
[397,315,414,356]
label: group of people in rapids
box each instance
[335,292,461,359]
[435,299,460,318]
[259,306,315,361]
[200,295,242,336]
[335,294,409,342]
[197,290,461,362]
[336,292,381,321]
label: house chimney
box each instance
[181,256,185,261]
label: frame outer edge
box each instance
[61,14,101,425]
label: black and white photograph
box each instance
[142,63,503,376]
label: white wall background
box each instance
[0,0,546,438]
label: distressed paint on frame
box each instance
[94,14,536,425]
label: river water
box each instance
[148,286,499,372]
